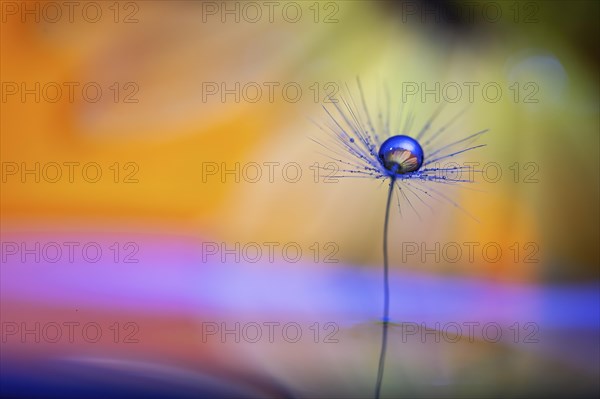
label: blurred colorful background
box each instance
[1,1,598,398]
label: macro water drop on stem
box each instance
[375,135,424,398]
[315,81,488,398]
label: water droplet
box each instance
[378,135,424,175]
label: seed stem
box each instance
[375,177,395,399]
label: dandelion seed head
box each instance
[378,135,424,175]
[312,79,488,219]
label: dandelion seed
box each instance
[312,79,488,399]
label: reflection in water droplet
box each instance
[378,135,424,175]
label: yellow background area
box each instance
[1,1,598,281]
